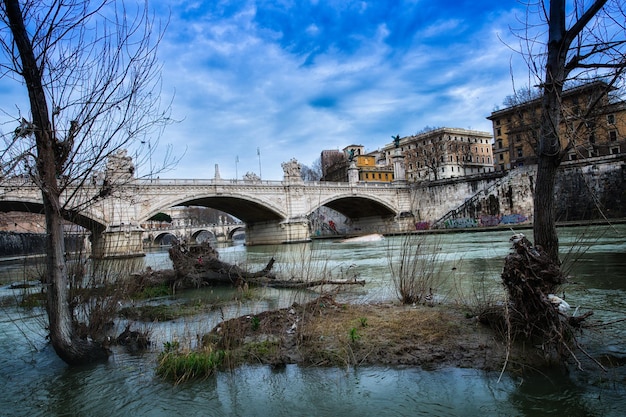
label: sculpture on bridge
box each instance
[281,158,302,178]
[105,149,135,182]
[243,171,261,183]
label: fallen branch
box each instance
[243,277,366,289]
[132,242,366,291]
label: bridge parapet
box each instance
[2,174,416,256]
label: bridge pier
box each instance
[91,224,145,259]
[245,218,311,246]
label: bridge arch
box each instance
[227,226,245,241]
[0,199,107,233]
[191,229,216,243]
[151,231,178,246]
[139,193,287,225]
[311,194,397,219]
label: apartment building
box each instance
[381,128,494,182]
[488,81,626,171]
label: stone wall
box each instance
[410,156,625,229]
[555,157,626,221]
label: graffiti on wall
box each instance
[415,221,430,230]
[309,207,350,236]
[444,214,529,229]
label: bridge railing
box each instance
[134,178,288,186]
[133,178,400,188]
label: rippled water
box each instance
[1,225,625,416]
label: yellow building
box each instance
[321,145,394,183]
[353,153,394,182]
[488,81,626,171]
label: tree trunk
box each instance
[4,0,108,365]
[533,0,568,264]
[44,200,109,365]
[532,157,560,263]
[533,0,609,263]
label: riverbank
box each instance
[197,295,548,374]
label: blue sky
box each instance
[3,0,537,180]
[149,0,535,180]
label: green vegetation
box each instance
[147,212,173,223]
[156,341,225,384]
[251,316,260,331]
[132,284,171,300]
[349,327,361,342]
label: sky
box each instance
[3,0,540,181]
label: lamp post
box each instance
[235,155,239,182]
[140,139,152,180]
[257,147,262,180]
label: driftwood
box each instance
[499,233,594,364]
[168,242,276,284]
[133,242,365,290]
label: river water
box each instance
[1,225,625,416]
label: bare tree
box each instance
[0,0,171,365]
[300,157,322,181]
[404,138,447,181]
[514,0,626,262]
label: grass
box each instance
[156,343,225,384]
[151,292,558,384]
[204,298,485,369]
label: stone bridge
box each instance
[143,222,246,246]
[2,152,542,258]
[0,159,416,257]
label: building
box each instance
[321,145,394,183]
[320,149,345,180]
[381,128,494,182]
[487,81,626,171]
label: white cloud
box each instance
[0,0,534,181]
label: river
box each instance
[1,225,625,416]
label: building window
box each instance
[516,147,523,158]
[497,140,503,149]
[499,154,504,161]
[607,114,615,125]
[589,132,596,144]
[611,147,620,155]
[496,128,501,136]
[609,130,618,142]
